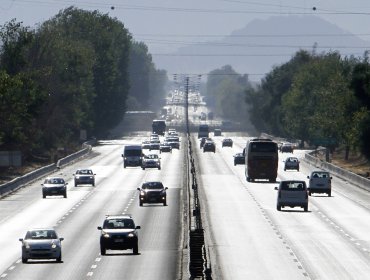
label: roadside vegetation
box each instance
[245,50,370,163]
[0,6,167,163]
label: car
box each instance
[41,177,67,198]
[233,153,245,166]
[275,180,308,212]
[281,143,293,153]
[137,181,168,206]
[203,141,216,153]
[307,171,332,196]
[222,138,233,147]
[97,214,140,255]
[73,169,95,186]
[214,129,222,136]
[19,228,64,263]
[284,157,300,171]
[149,139,160,150]
[141,141,152,150]
[141,154,161,170]
[166,136,180,149]
[160,142,172,153]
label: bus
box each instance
[152,120,166,136]
[198,124,209,138]
[244,138,278,182]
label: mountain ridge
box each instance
[152,15,370,81]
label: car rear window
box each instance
[281,181,306,191]
[250,142,277,153]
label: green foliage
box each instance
[206,65,252,127]
[128,41,167,111]
[0,7,164,157]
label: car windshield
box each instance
[25,230,57,239]
[77,169,93,175]
[142,182,164,190]
[287,158,298,162]
[103,218,135,229]
[45,178,64,184]
[281,181,306,191]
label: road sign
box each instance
[312,138,337,146]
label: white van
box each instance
[122,145,143,168]
[307,171,332,196]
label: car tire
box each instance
[92,182,95,187]
[308,191,312,196]
[328,191,331,197]
[234,162,236,166]
[139,202,143,207]
[277,205,281,211]
[304,205,308,212]
[100,246,106,255]
[246,177,250,182]
[22,257,27,263]
[56,253,62,263]
[64,192,67,198]
[158,166,161,170]
[142,167,145,170]
[42,192,46,199]
[133,243,139,255]
[163,199,167,206]
[284,168,286,171]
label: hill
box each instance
[152,15,370,81]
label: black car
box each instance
[281,143,293,153]
[137,181,168,206]
[41,177,67,198]
[73,169,95,186]
[222,138,233,147]
[97,215,140,255]
[233,153,245,166]
[203,141,216,153]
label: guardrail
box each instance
[261,132,370,192]
[0,140,95,198]
[305,152,370,192]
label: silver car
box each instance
[142,154,161,170]
[275,180,308,212]
[307,171,332,196]
[19,228,64,263]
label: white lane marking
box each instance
[8,266,15,271]
[15,260,21,264]
[87,272,93,277]
[95,257,101,262]
[1,274,7,278]
[91,265,97,269]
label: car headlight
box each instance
[102,231,110,238]
[51,243,57,249]
[127,233,135,238]
[140,191,145,196]
[24,242,30,249]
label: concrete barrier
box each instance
[0,141,94,198]
[261,132,370,192]
[304,152,370,192]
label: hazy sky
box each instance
[1,0,370,76]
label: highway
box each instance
[195,134,370,280]
[0,136,184,280]
[0,132,370,279]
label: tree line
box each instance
[0,7,167,160]
[245,50,370,160]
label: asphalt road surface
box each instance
[1,132,370,280]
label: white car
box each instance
[142,154,161,170]
[19,228,64,263]
[275,180,308,212]
[307,171,332,196]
